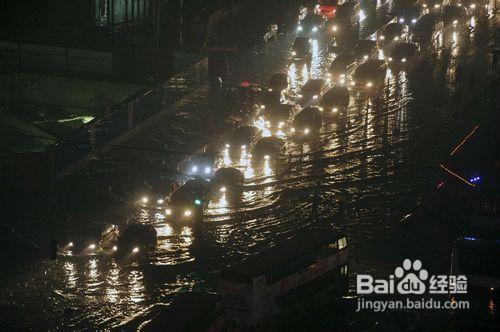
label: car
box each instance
[335,1,361,28]
[251,136,286,161]
[443,5,467,27]
[116,223,157,257]
[328,54,356,79]
[354,39,378,61]
[184,150,216,178]
[327,34,356,54]
[320,86,350,118]
[378,23,405,49]
[63,222,119,255]
[393,1,421,25]
[261,103,296,133]
[226,125,261,156]
[413,13,444,49]
[259,88,283,109]
[292,107,323,137]
[353,59,387,90]
[388,42,418,71]
[296,13,325,37]
[299,79,326,104]
[164,179,210,222]
[268,73,289,92]
[292,37,311,60]
[211,167,245,192]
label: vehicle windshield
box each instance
[457,243,500,279]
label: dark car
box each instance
[355,39,378,61]
[261,104,296,132]
[299,79,326,104]
[394,3,422,25]
[320,86,350,117]
[165,179,210,222]
[184,150,216,178]
[296,13,325,37]
[63,222,119,255]
[292,107,323,136]
[227,125,261,154]
[353,59,387,89]
[388,43,418,71]
[211,167,245,190]
[268,73,289,92]
[378,23,405,48]
[292,37,311,60]
[413,13,444,46]
[443,5,467,27]
[117,223,157,257]
[328,54,356,78]
[251,136,286,161]
[336,2,361,28]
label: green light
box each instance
[194,199,202,205]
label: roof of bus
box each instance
[220,228,346,282]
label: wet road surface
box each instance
[0,2,497,330]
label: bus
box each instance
[218,228,349,327]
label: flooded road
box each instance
[0,1,496,329]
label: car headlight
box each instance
[88,244,96,250]
[241,144,246,149]
[312,26,318,32]
[363,55,368,60]
[184,210,192,217]
[298,94,303,98]
[141,196,149,204]
[394,36,399,41]
[411,18,417,24]
[220,186,226,193]
[297,26,303,32]
[278,121,285,128]
[304,128,310,135]
[470,4,476,9]
[112,246,118,252]
[268,88,273,92]
[434,4,440,8]
[366,82,373,88]
[388,57,393,62]
[292,51,297,56]
[165,208,172,215]
[453,20,458,25]
[332,25,338,32]
[132,247,139,253]
[313,95,318,99]
[191,165,198,173]
[68,242,74,247]
[332,107,338,113]
[264,155,270,160]
[379,35,385,40]
[401,58,406,63]
[339,77,346,84]
[204,167,211,174]
[399,18,405,23]
[318,107,324,111]
[291,127,296,133]
[157,198,164,205]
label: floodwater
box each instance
[0,1,495,330]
